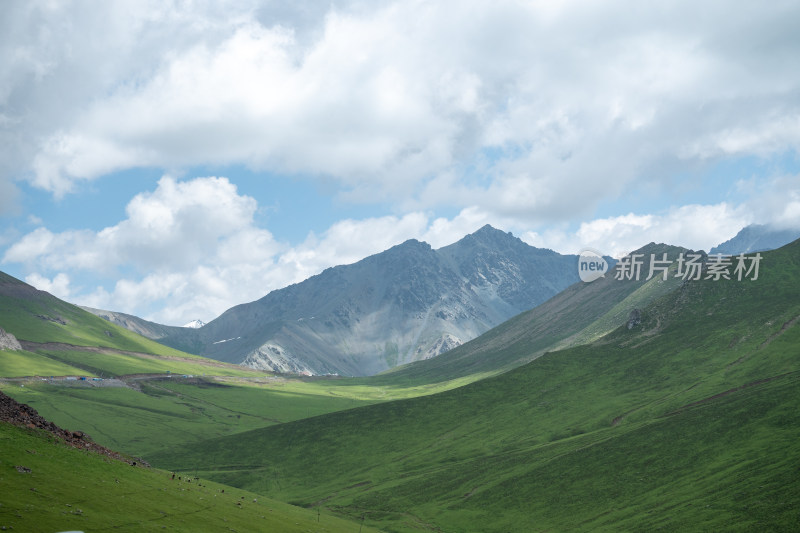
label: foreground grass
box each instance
[457,374,800,532]
[151,351,800,532]
[0,422,380,532]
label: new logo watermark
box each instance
[578,251,762,283]
[578,248,609,283]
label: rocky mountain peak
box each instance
[388,238,433,253]
[115,226,583,377]
[462,224,519,246]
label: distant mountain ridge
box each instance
[80,306,177,340]
[710,224,800,255]
[135,225,582,376]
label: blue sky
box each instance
[1,1,799,325]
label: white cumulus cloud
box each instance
[3,176,284,323]
[522,203,751,258]
[1,1,797,220]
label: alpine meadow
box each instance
[2,236,799,531]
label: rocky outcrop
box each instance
[0,327,22,351]
[626,309,642,330]
[415,334,463,360]
[241,343,314,375]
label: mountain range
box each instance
[80,223,799,378]
[710,223,800,255]
[2,232,798,531]
[87,225,585,376]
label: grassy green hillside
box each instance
[0,271,184,356]
[0,349,89,377]
[150,241,800,532]
[0,270,267,379]
[0,422,380,532]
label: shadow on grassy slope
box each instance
[0,421,381,532]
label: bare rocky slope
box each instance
[97,225,582,376]
[0,326,22,351]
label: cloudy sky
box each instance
[1,0,799,325]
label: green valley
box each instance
[3,6,799,532]
[150,240,800,531]
[2,240,799,531]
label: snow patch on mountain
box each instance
[212,336,241,344]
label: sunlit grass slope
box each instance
[0,270,266,378]
[151,240,800,532]
[1,378,380,457]
[0,262,500,460]
[0,349,88,377]
[0,271,185,355]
